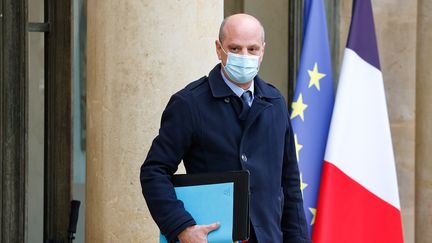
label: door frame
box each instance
[0,0,73,242]
[43,0,72,241]
[0,0,28,242]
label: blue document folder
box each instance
[159,171,249,243]
[160,183,234,243]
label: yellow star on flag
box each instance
[290,93,308,121]
[294,134,303,162]
[300,173,308,193]
[309,208,317,225]
[308,62,326,91]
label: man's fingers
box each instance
[204,222,220,233]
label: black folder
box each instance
[160,170,250,242]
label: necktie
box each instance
[238,91,252,120]
[241,91,252,108]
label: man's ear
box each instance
[215,40,222,60]
[259,42,266,63]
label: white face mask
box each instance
[220,46,260,84]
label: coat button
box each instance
[241,154,247,162]
[224,97,230,103]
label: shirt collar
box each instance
[220,69,254,98]
[207,64,279,99]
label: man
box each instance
[140,14,311,243]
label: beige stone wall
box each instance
[416,0,432,242]
[86,1,223,242]
[340,1,417,242]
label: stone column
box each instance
[86,1,223,242]
[415,0,432,242]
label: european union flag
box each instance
[290,0,334,236]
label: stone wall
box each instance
[415,0,432,242]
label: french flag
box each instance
[312,0,404,242]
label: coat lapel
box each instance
[243,76,281,132]
[243,97,272,132]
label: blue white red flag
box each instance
[313,1,404,242]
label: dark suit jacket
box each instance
[140,64,311,243]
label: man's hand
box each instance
[177,222,220,243]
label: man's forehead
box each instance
[222,17,264,43]
[224,40,263,48]
[225,18,261,32]
[222,29,263,46]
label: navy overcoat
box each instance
[140,64,310,243]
